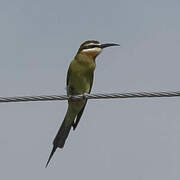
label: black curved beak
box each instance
[100,43,120,49]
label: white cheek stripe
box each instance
[82,47,102,53]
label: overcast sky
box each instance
[0,0,180,179]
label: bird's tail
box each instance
[46,106,76,167]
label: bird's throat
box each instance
[75,53,96,67]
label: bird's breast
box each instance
[67,59,95,95]
[69,72,91,94]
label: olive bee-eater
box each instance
[46,40,120,167]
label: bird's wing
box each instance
[72,72,94,130]
[66,65,71,94]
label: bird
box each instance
[46,40,120,167]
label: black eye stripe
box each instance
[83,44,101,50]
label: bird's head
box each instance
[77,40,120,58]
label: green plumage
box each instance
[46,40,119,167]
[46,51,96,167]
[67,55,95,130]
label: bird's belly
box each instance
[67,73,90,112]
[68,74,91,95]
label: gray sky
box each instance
[0,0,180,179]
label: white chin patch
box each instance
[82,47,102,53]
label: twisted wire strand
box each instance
[0,91,180,103]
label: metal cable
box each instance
[0,91,180,103]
